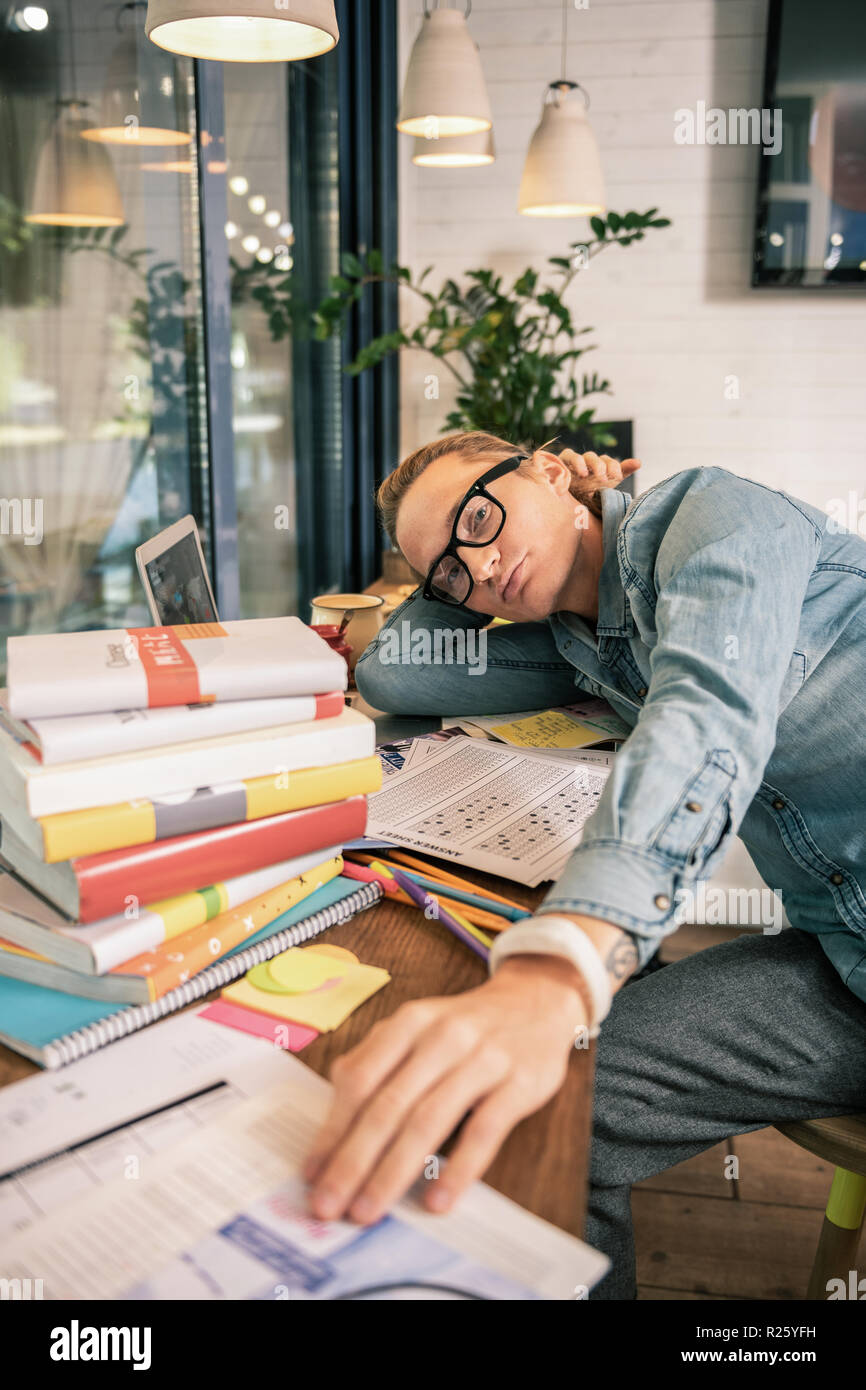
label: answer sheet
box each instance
[365,735,611,886]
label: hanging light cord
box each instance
[64,0,82,109]
[560,0,568,83]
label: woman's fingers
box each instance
[564,449,643,483]
[423,1081,535,1213]
[343,1043,514,1225]
[302,999,439,1183]
[559,447,589,476]
[306,1006,486,1218]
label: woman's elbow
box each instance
[354,640,423,715]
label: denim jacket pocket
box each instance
[648,748,737,872]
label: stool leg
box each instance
[807,1168,866,1300]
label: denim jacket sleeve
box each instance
[538,474,823,967]
[354,588,588,715]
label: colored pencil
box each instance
[347,848,526,913]
[344,860,504,930]
[380,868,529,922]
[386,867,490,963]
[440,904,494,951]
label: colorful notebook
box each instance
[0,847,344,974]
[0,854,343,1004]
[0,875,383,1068]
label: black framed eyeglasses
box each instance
[422,454,527,608]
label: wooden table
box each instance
[0,863,595,1240]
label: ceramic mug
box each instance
[310,593,385,673]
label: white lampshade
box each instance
[518,83,605,217]
[398,7,491,138]
[82,30,190,146]
[413,125,495,167]
[145,0,339,62]
[25,105,125,227]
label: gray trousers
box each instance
[586,928,866,1299]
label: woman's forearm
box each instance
[354,590,583,716]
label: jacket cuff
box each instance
[537,840,686,970]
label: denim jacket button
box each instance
[637,686,647,697]
[830,872,844,885]
[686,801,702,813]
[654,894,671,910]
[772,798,785,810]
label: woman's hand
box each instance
[302,954,589,1225]
[560,449,642,487]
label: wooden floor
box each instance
[633,923,864,1300]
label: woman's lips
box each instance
[502,556,526,603]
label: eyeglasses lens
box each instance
[430,494,504,603]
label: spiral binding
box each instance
[43,881,385,1070]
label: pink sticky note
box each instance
[199,999,318,1051]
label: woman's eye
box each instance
[472,502,489,531]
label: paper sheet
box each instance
[365,735,611,887]
[0,1012,299,1239]
[444,699,630,748]
[1,1054,609,1300]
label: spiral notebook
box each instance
[0,876,383,1070]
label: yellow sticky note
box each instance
[492,711,600,748]
[223,961,390,1032]
[266,949,345,993]
[304,944,359,965]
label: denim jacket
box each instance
[356,466,866,1004]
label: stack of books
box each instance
[0,617,384,1064]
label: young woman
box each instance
[303,431,866,1299]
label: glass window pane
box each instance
[222,52,345,622]
[0,1,208,667]
[223,63,297,618]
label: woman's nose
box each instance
[463,541,500,586]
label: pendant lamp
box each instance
[518,0,605,217]
[25,102,125,226]
[83,4,190,146]
[398,2,491,138]
[413,126,494,167]
[144,0,339,63]
[25,2,124,226]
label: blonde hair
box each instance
[377,430,609,556]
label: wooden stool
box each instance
[774,1115,866,1299]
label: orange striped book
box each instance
[0,855,343,1004]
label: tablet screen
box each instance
[144,531,217,625]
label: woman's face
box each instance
[395,451,596,622]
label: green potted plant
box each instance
[309,208,671,461]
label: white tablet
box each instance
[135,515,220,626]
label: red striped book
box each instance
[0,796,367,922]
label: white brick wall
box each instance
[396,0,866,513]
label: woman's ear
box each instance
[530,449,573,496]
